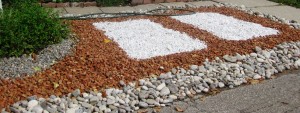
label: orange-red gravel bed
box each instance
[1,7,300,109]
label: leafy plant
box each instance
[57,0,64,3]
[269,0,300,8]
[2,0,39,7]
[68,0,80,2]
[0,1,69,57]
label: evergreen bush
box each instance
[0,1,69,57]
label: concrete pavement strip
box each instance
[133,4,166,12]
[212,0,279,8]
[63,1,218,14]
[57,0,299,23]
[52,8,68,16]
[159,2,194,8]
[187,1,217,7]
[213,0,300,23]
[64,7,103,15]
[251,5,300,23]
[100,6,135,13]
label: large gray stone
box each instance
[160,87,170,96]
[66,107,79,113]
[168,84,179,94]
[27,100,38,110]
[31,105,43,113]
[138,102,148,108]
[72,89,80,97]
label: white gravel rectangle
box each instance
[93,19,207,60]
[171,13,279,40]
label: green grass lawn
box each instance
[270,0,300,8]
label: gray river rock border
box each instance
[2,3,300,113]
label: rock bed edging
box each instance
[2,3,300,112]
[2,1,297,80]
[4,41,300,113]
[0,35,77,79]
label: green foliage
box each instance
[53,0,63,3]
[2,0,39,7]
[68,0,81,2]
[0,2,69,57]
[270,0,300,8]
[96,0,130,6]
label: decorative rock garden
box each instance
[1,2,300,113]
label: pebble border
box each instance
[2,3,300,113]
[0,35,77,79]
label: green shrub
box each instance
[0,1,69,57]
[270,0,300,8]
[2,0,39,7]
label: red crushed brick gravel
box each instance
[0,7,300,109]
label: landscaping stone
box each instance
[3,2,300,112]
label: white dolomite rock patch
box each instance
[171,13,279,40]
[93,19,207,60]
